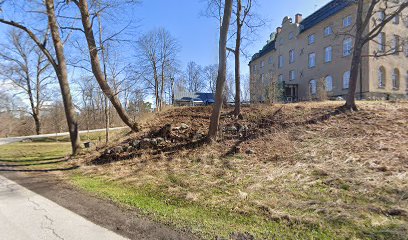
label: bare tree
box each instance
[69,0,139,131]
[136,28,180,111]
[186,61,205,92]
[0,0,81,155]
[203,64,219,94]
[0,30,53,135]
[345,0,408,110]
[207,0,264,117]
[208,0,233,140]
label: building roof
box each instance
[250,0,354,63]
[300,0,353,33]
[174,92,215,103]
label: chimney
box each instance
[295,14,303,24]
[276,27,282,34]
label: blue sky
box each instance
[133,0,331,74]
[0,0,331,75]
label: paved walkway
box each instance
[0,127,128,146]
[0,175,128,240]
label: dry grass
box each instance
[71,101,408,239]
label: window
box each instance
[324,26,333,36]
[392,35,400,54]
[308,34,315,44]
[279,38,284,45]
[278,74,283,82]
[289,70,296,81]
[343,38,353,56]
[278,55,284,68]
[260,74,264,84]
[254,65,257,73]
[392,68,400,89]
[343,71,350,89]
[268,56,273,64]
[289,49,295,63]
[325,46,332,62]
[261,61,265,68]
[343,15,352,27]
[308,53,316,68]
[309,79,317,95]
[378,32,386,53]
[378,67,386,88]
[405,42,408,57]
[393,14,400,24]
[325,76,333,92]
[378,10,385,22]
[289,32,294,40]
[406,71,408,90]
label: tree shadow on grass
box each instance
[0,159,69,168]
[0,165,79,172]
[0,157,67,163]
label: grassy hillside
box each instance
[2,101,407,239]
[71,101,408,239]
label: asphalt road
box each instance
[0,127,128,146]
[0,174,128,240]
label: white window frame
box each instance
[393,14,400,24]
[289,32,294,40]
[378,32,386,52]
[308,34,315,45]
[289,49,295,63]
[343,15,352,28]
[278,74,283,82]
[392,69,400,89]
[278,55,284,68]
[324,26,333,36]
[289,70,296,81]
[325,76,333,92]
[378,67,385,88]
[308,53,316,68]
[325,46,332,62]
[309,79,317,95]
[343,38,353,56]
[343,71,350,89]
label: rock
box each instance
[104,149,112,155]
[155,137,164,144]
[245,149,256,155]
[113,146,123,154]
[186,192,198,202]
[225,125,238,132]
[127,146,133,152]
[180,123,189,130]
[140,138,152,149]
[238,190,248,200]
[387,209,407,217]
[22,138,33,143]
[150,138,158,147]
[230,232,254,240]
[234,146,241,154]
[237,124,248,133]
[131,140,140,148]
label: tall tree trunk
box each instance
[345,0,364,111]
[208,0,234,140]
[234,0,242,117]
[46,0,81,154]
[75,0,139,131]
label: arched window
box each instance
[392,68,400,89]
[378,67,386,88]
[309,79,317,95]
[343,71,350,89]
[325,76,333,92]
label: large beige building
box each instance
[249,0,408,102]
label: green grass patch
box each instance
[0,142,71,162]
[70,174,335,239]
